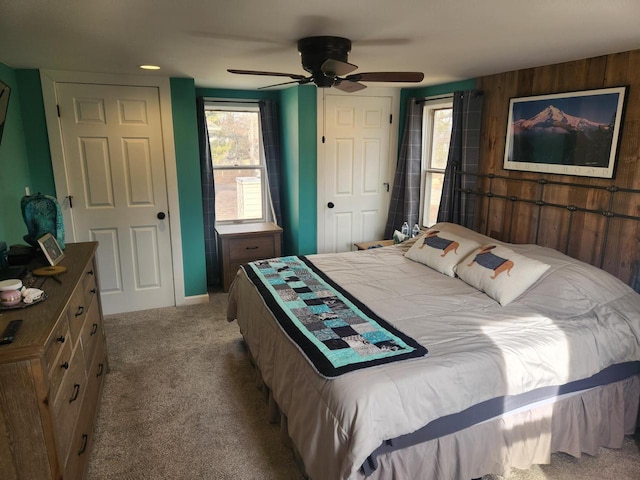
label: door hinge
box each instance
[389,114,392,124]
[57,105,61,117]
[322,135,325,144]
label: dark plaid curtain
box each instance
[632,260,640,293]
[384,98,423,239]
[437,90,484,229]
[196,97,219,287]
[259,99,283,226]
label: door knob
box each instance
[157,212,166,220]
[327,202,334,209]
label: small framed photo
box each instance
[38,233,65,266]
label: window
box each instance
[204,103,269,223]
[420,98,453,227]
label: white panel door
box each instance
[321,95,392,253]
[56,83,174,314]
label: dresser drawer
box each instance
[67,286,89,345]
[82,264,98,304]
[228,235,276,262]
[63,418,94,480]
[45,319,71,372]
[52,350,86,463]
[64,338,106,480]
[80,299,103,373]
[48,337,73,402]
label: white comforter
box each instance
[227,223,640,480]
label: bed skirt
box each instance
[244,344,639,480]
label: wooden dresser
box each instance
[0,242,108,480]
[216,223,282,292]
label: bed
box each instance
[227,222,640,480]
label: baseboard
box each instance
[180,293,210,306]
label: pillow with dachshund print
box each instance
[455,244,550,306]
[405,228,481,277]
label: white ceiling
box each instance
[1,0,639,90]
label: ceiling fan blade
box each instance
[227,69,308,81]
[258,78,312,89]
[321,58,358,76]
[334,80,367,93]
[345,72,425,83]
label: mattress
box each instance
[227,223,640,480]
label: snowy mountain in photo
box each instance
[512,105,608,134]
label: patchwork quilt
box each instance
[242,256,427,377]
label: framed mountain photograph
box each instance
[503,86,627,178]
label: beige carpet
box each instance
[86,292,640,480]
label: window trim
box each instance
[419,96,453,227]
[204,101,272,225]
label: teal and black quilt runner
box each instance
[242,256,428,378]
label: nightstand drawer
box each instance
[216,222,283,293]
[228,235,276,261]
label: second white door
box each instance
[320,94,394,253]
[56,82,175,314]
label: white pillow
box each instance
[404,228,481,277]
[455,244,550,306]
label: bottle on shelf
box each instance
[401,222,410,237]
[411,224,421,238]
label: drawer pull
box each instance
[78,434,88,455]
[90,323,98,335]
[75,306,85,317]
[69,384,80,403]
[57,335,65,343]
[90,288,97,294]
[97,363,104,377]
[245,246,259,250]
[61,361,69,370]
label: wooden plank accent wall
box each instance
[476,49,640,285]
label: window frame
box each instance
[204,101,272,225]
[419,96,453,227]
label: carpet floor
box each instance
[86,292,640,480]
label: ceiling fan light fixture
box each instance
[227,36,424,92]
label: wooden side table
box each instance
[216,222,283,292]
[354,239,395,250]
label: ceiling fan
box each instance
[228,36,424,92]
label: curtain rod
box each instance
[203,98,264,104]
[415,94,454,104]
[415,90,483,104]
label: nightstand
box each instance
[216,222,283,292]
[354,239,395,250]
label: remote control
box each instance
[0,319,23,345]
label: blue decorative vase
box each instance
[21,194,65,249]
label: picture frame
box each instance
[503,86,627,179]
[38,233,65,266]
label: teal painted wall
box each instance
[277,85,317,255]
[279,87,300,254]
[0,62,31,246]
[296,86,317,255]
[16,69,55,197]
[170,77,207,296]
[195,87,278,101]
